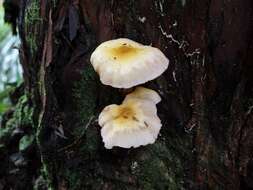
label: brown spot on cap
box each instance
[132,116,139,122]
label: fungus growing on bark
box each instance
[98,87,162,149]
[124,86,161,104]
[90,38,169,88]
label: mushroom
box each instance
[98,88,162,149]
[90,38,169,88]
[123,86,161,104]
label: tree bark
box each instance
[1,0,253,189]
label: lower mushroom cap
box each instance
[98,98,161,149]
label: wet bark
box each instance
[1,0,253,189]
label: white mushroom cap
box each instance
[90,38,169,88]
[123,86,161,104]
[98,98,161,149]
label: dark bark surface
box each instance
[1,0,253,189]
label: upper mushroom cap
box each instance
[90,38,169,88]
[123,86,161,104]
[98,98,161,149]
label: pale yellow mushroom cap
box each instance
[90,38,169,88]
[124,86,161,104]
[98,98,162,149]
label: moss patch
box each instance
[130,140,186,190]
[19,134,34,151]
[71,64,99,136]
[0,94,34,140]
[24,0,42,56]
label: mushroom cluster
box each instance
[90,38,169,149]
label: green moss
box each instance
[65,169,82,190]
[55,65,100,189]
[138,158,169,189]
[72,61,122,127]
[24,0,42,56]
[37,65,100,190]
[57,134,188,190]
[14,94,34,127]
[19,134,35,151]
[26,36,38,55]
[32,162,51,190]
[132,141,185,190]
[79,125,100,158]
[0,94,34,139]
[0,118,15,139]
[72,64,99,136]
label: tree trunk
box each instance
[1,0,253,189]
